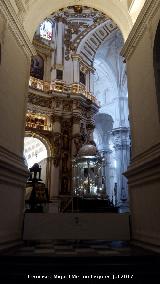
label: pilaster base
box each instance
[0,145,29,247]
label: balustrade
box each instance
[29,76,100,106]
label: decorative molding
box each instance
[27,103,52,115]
[28,93,52,108]
[112,127,130,150]
[0,145,29,187]
[121,0,160,60]
[0,0,36,59]
[124,142,160,186]
[33,39,53,57]
[25,131,53,157]
[15,0,26,20]
[72,54,95,73]
[78,20,118,66]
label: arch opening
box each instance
[24,136,48,168]
[25,5,130,213]
[23,0,133,42]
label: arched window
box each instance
[153,21,160,117]
[30,55,44,80]
[40,20,53,41]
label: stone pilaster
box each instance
[112,127,130,212]
[100,149,114,200]
[49,115,62,211]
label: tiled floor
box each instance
[3,240,157,257]
[0,241,159,281]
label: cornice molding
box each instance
[124,142,160,186]
[33,39,53,57]
[121,0,160,60]
[0,0,36,59]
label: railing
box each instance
[29,76,100,106]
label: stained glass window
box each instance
[40,20,53,41]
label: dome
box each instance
[78,144,98,157]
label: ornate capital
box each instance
[112,128,130,150]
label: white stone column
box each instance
[55,20,64,67]
[86,72,90,92]
[90,73,94,93]
[112,127,130,212]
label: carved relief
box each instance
[72,115,81,124]
[63,101,72,112]
[80,123,87,143]
[52,134,61,167]
[112,129,130,150]
[28,94,52,108]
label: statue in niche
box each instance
[53,135,61,167]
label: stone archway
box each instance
[23,0,133,41]
[24,132,53,194]
[25,131,52,158]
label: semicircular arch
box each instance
[23,0,133,41]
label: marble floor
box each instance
[2,240,156,257]
[0,240,159,282]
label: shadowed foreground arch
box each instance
[23,0,133,41]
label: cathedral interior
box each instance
[0,0,160,281]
